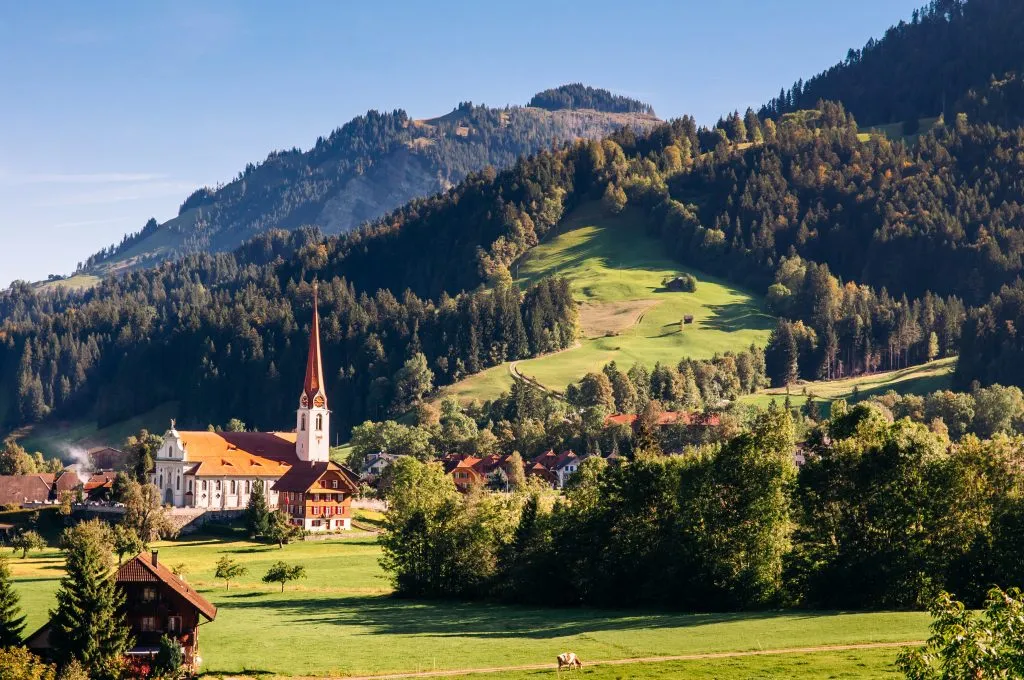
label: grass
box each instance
[10,534,929,678]
[11,401,178,461]
[740,357,956,412]
[443,203,774,403]
[32,273,102,293]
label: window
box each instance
[312,506,318,515]
[315,414,323,431]
[312,520,321,527]
[201,480,207,491]
[140,617,158,632]
[176,475,181,490]
[167,616,182,633]
[215,480,221,491]
[230,480,236,494]
[245,480,251,493]
[301,414,306,431]
[188,479,193,492]
[158,473,163,487]
[332,480,338,489]
[142,587,157,603]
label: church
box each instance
[152,285,359,531]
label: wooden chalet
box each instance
[272,461,360,531]
[27,550,217,673]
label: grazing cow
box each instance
[557,652,582,671]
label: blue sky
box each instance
[0,0,923,286]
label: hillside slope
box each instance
[79,89,659,277]
[444,203,774,402]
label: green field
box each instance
[444,204,774,403]
[11,401,178,461]
[10,534,928,678]
[740,357,956,411]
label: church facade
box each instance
[152,285,358,531]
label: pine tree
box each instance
[49,525,132,680]
[245,479,270,538]
[0,557,26,647]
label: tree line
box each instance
[379,400,1024,611]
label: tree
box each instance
[0,646,56,680]
[170,563,189,579]
[152,634,185,680]
[927,332,939,361]
[224,418,247,432]
[898,587,1024,679]
[765,320,799,387]
[123,429,162,484]
[601,182,627,215]
[262,561,307,592]
[111,524,144,565]
[393,352,435,413]
[49,522,132,680]
[265,510,301,548]
[123,480,174,544]
[505,451,526,490]
[0,438,35,475]
[214,557,247,590]
[110,472,133,504]
[0,557,26,647]
[10,530,44,559]
[245,479,270,538]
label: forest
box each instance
[380,400,1024,611]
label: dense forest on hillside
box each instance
[80,92,658,273]
[762,0,1024,127]
[528,84,654,114]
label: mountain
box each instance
[762,0,1024,127]
[77,86,659,276]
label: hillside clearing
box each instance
[10,535,929,678]
[740,357,957,411]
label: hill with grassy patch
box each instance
[444,203,774,402]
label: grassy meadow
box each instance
[9,533,929,678]
[443,204,774,404]
[740,357,957,413]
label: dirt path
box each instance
[507,341,581,400]
[255,640,923,680]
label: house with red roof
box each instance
[273,461,360,531]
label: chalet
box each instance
[528,450,581,489]
[83,469,118,502]
[27,550,217,673]
[444,454,520,491]
[448,456,484,491]
[360,451,399,479]
[273,461,360,532]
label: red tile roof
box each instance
[175,431,297,477]
[271,461,359,493]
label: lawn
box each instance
[740,357,956,412]
[442,203,774,404]
[10,534,929,678]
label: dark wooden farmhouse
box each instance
[27,550,217,673]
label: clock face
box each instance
[300,394,309,408]
[313,394,325,408]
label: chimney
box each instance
[151,550,159,568]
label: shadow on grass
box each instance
[219,593,842,641]
[702,303,775,333]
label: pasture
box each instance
[444,203,774,404]
[740,357,957,412]
[9,533,928,678]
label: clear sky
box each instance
[0,0,923,286]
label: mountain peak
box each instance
[528,84,655,115]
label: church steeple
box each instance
[301,282,326,410]
[296,282,330,462]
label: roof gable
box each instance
[118,552,217,621]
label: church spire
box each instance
[301,282,326,409]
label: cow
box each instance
[557,652,582,671]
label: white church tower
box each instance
[296,283,330,462]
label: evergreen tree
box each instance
[765,320,799,387]
[0,557,26,647]
[49,523,132,680]
[245,480,270,539]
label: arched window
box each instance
[176,475,181,490]
[301,414,306,431]
[245,480,251,493]
[316,414,323,431]
[230,480,236,494]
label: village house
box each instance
[273,461,359,531]
[150,285,354,532]
[360,451,399,479]
[83,469,117,502]
[0,469,82,507]
[28,550,217,673]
